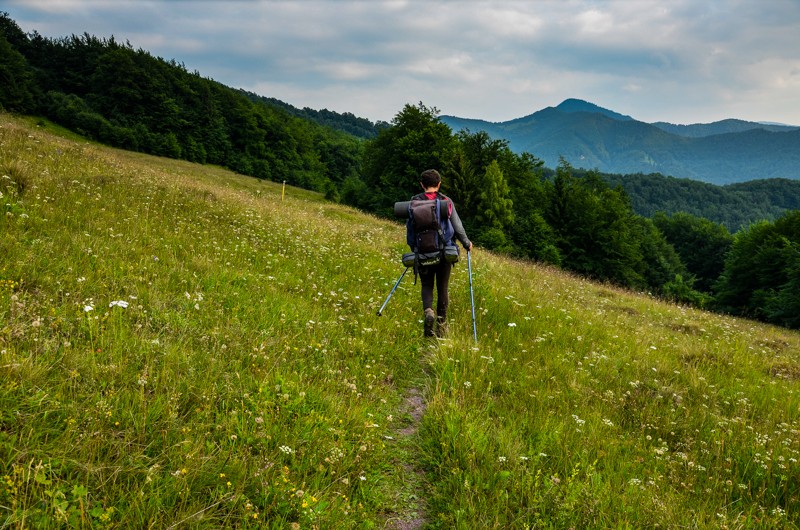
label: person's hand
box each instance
[467,242,473,252]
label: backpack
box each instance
[403,198,458,268]
[410,199,446,253]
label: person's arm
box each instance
[449,204,473,251]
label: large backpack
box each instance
[404,198,457,268]
[410,199,445,253]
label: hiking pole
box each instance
[468,250,478,344]
[377,267,410,316]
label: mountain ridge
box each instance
[440,99,800,184]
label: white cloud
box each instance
[575,8,614,35]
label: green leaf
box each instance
[72,484,89,498]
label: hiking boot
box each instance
[436,316,448,338]
[424,308,436,337]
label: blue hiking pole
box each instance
[377,267,410,316]
[468,250,477,343]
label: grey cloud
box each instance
[4,0,800,124]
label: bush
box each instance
[661,274,712,308]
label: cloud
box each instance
[575,8,615,35]
[5,0,800,125]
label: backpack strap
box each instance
[435,199,446,251]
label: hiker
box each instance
[407,169,472,337]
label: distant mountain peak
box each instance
[440,99,800,184]
[555,98,634,121]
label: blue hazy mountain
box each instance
[440,99,800,184]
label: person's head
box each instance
[419,169,442,190]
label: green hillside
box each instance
[601,173,800,230]
[3,114,800,528]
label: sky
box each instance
[4,0,800,126]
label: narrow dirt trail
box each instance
[383,385,429,530]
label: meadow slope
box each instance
[2,113,800,529]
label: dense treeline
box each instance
[0,13,364,196]
[242,91,388,139]
[2,13,798,329]
[713,211,800,328]
[604,172,800,230]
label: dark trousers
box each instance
[419,261,452,319]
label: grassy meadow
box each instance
[2,112,800,529]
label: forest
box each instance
[1,12,798,329]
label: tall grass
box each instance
[2,113,800,528]
[421,256,800,528]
